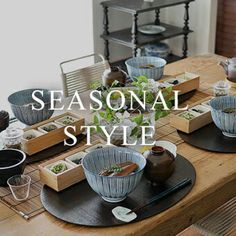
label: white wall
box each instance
[162,0,217,56]
[0,0,94,111]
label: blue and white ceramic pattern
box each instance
[82,147,146,203]
[210,96,236,138]
[8,89,54,125]
[144,43,170,59]
[125,56,166,81]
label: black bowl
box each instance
[0,149,26,186]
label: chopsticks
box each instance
[126,178,192,215]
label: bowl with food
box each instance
[8,89,54,125]
[82,147,146,203]
[125,56,166,81]
[210,96,236,138]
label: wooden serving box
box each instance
[170,97,213,133]
[38,140,105,192]
[22,112,85,156]
[161,72,200,95]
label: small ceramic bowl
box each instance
[82,147,146,203]
[210,96,236,138]
[0,149,26,186]
[8,89,54,125]
[125,56,166,81]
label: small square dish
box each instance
[22,129,44,141]
[178,111,199,120]
[65,152,87,166]
[165,77,186,86]
[55,115,80,126]
[38,122,62,133]
[45,160,74,175]
[189,104,210,115]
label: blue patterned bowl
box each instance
[125,56,166,81]
[210,96,236,138]
[8,89,54,125]
[82,147,146,203]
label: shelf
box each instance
[101,0,194,14]
[101,23,192,48]
[111,54,182,72]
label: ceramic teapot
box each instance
[219,58,236,81]
[102,66,127,87]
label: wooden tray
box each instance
[178,123,236,153]
[22,112,85,156]
[170,96,213,133]
[40,155,196,227]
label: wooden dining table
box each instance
[1,54,236,236]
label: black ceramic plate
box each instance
[178,123,236,153]
[40,155,196,227]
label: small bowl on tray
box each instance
[210,96,236,138]
[125,56,166,81]
[82,147,146,203]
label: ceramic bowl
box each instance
[0,111,9,132]
[125,56,166,81]
[0,149,26,186]
[8,89,54,125]
[82,147,146,203]
[210,96,236,138]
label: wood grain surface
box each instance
[0,54,235,236]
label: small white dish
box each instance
[178,110,200,120]
[45,160,73,176]
[189,104,210,115]
[138,25,166,35]
[38,122,62,134]
[65,152,86,166]
[54,115,79,126]
[22,129,44,141]
[112,206,137,223]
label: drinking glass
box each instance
[7,175,31,201]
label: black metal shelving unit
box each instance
[101,0,195,68]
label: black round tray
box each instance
[41,155,196,227]
[178,123,236,153]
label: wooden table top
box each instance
[1,54,236,236]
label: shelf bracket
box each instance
[182,2,190,58]
[131,13,138,57]
[155,9,160,25]
[103,6,110,61]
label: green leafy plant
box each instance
[92,76,173,140]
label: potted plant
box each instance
[91,76,173,145]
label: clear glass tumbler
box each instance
[7,175,31,201]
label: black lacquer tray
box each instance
[178,123,236,153]
[40,155,196,227]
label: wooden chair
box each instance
[60,54,110,97]
[193,196,236,236]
